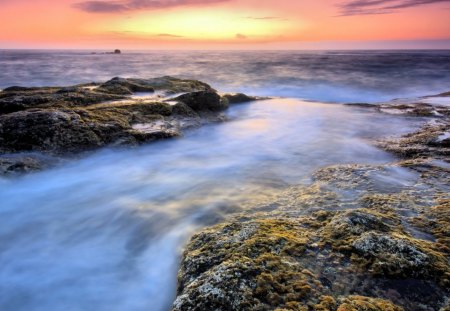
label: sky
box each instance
[1,0,450,49]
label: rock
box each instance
[222,93,258,104]
[174,209,449,310]
[352,232,430,275]
[174,220,322,311]
[96,76,214,96]
[344,103,374,108]
[0,88,125,114]
[378,122,450,160]
[142,76,213,94]
[0,109,103,153]
[0,76,236,164]
[96,77,155,95]
[336,295,404,311]
[175,91,228,112]
[0,156,44,175]
[171,102,199,118]
[2,86,38,92]
[114,49,121,54]
[326,209,395,238]
[437,91,450,97]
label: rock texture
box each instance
[0,76,260,174]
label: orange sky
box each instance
[1,0,449,49]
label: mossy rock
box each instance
[175,209,450,310]
[174,219,325,311]
[336,295,403,311]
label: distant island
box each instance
[91,49,121,55]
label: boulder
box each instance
[175,91,228,112]
[223,93,258,104]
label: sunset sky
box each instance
[1,0,450,49]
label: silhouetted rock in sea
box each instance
[173,93,450,311]
[0,76,260,174]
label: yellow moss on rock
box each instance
[337,296,404,311]
[174,208,450,311]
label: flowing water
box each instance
[0,50,448,310]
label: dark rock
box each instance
[114,49,121,54]
[96,77,155,95]
[0,88,125,114]
[222,93,258,104]
[2,86,37,92]
[436,91,450,97]
[56,87,79,94]
[175,91,228,112]
[171,102,199,117]
[0,156,44,175]
[0,109,103,153]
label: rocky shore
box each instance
[1,77,449,310]
[173,94,450,310]
[0,76,260,175]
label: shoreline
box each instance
[0,77,449,310]
[172,92,450,310]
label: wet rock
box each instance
[142,76,213,94]
[344,103,374,108]
[326,209,395,238]
[175,91,228,112]
[436,91,450,97]
[352,232,432,277]
[0,109,103,153]
[0,76,239,160]
[0,156,44,175]
[171,102,199,118]
[174,219,325,311]
[0,88,125,114]
[96,77,155,95]
[2,86,38,92]
[222,93,259,104]
[174,208,449,310]
[96,76,214,95]
[336,295,404,311]
[379,122,450,160]
[411,198,450,255]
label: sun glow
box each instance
[97,8,298,42]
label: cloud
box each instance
[235,33,247,39]
[73,0,230,13]
[338,0,450,15]
[157,33,184,38]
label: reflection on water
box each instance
[0,99,420,310]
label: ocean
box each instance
[1,50,450,102]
